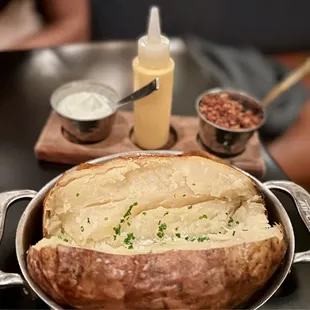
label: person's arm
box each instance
[267,98,310,190]
[10,0,90,50]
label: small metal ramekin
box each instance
[196,88,265,157]
[51,80,119,144]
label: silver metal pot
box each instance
[0,150,309,310]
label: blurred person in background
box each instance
[0,0,90,51]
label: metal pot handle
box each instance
[264,180,310,264]
[0,190,37,288]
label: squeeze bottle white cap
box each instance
[138,6,170,69]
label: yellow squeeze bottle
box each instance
[132,6,175,149]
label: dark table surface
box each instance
[0,40,309,309]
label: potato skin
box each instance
[27,237,286,309]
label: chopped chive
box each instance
[127,222,131,226]
[120,218,125,223]
[228,216,234,227]
[199,214,208,220]
[104,217,108,221]
[185,236,196,242]
[124,233,135,244]
[236,221,239,224]
[197,236,209,242]
[124,233,135,249]
[57,234,62,239]
[188,205,193,209]
[142,212,147,215]
[232,231,236,236]
[76,192,80,197]
[123,202,138,218]
[175,233,181,238]
[164,211,169,216]
[80,226,84,232]
[63,238,69,242]
[113,224,121,238]
[157,231,164,238]
[159,223,167,230]
[175,227,179,231]
[113,225,121,234]
[157,222,167,239]
[87,217,90,224]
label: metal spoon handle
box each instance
[117,78,159,107]
[262,57,310,107]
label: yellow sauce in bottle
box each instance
[133,7,175,150]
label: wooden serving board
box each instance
[34,111,265,178]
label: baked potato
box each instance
[27,153,287,309]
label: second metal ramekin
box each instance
[196,88,265,157]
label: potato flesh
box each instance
[41,156,283,254]
[37,200,282,254]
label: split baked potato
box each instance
[27,153,287,309]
